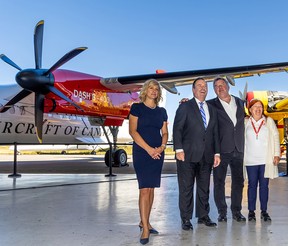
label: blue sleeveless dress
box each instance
[130,103,168,189]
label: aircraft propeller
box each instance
[239,81,248,106]
[0,20,87,143]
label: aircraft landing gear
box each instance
[105,149,128,167]
[95,123,130,176]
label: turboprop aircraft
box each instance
[1,20,288,168]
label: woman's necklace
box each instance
[250,118,265,140]
[144,102,156,109]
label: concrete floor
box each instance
[0,155,288,245]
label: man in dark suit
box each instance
[173,78,220,230]
[207,77,246,222]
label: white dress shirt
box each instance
[218,95,237,126]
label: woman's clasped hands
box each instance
[147,146,164,159]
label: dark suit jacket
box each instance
[207,96,245,154]
[173,98,220,164]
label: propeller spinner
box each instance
[0,20,87,143]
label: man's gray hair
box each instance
[213,77,229,87]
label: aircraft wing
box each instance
[100,62,288,94]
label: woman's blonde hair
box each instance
[139,79,162,105]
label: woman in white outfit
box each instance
[244,99,280,221]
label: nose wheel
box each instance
[105,149,128,167]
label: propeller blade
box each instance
[243,82,248,107]
[48,86,83,111]
[35,93,44,143]
[243,82,248,99]
[34,20,44,69]
[0,89,31,113]
[239,82,248,100]
[239,91,243,100]
[0,54,22,71]
[43,47,87,76]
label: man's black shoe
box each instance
[248,211,256,221]
[218,214,227,222]
[233,212,246,222]
[261,211,271,221]
[182,219,193,230]
[198,215,217,227]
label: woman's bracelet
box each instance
[161,144,166,149]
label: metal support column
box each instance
[8,142,22,178]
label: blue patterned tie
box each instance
[199,102,207,129]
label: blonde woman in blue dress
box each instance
[129,79,168,245]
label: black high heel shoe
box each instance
[140,231,150,245]
[139,225,159,234]
[140,237,149,245]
